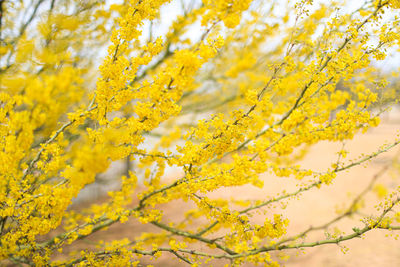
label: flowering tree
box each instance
[1,0,400,265]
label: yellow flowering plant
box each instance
[1,0,400,266]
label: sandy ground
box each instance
[48,111,400,266]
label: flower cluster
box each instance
[1,0,400,266]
